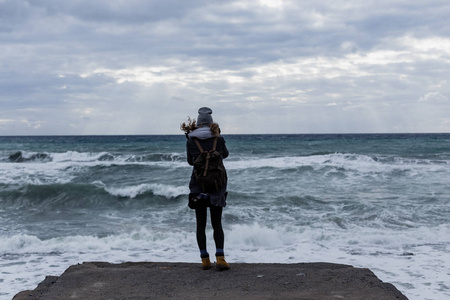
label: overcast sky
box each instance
[1,0,450,135]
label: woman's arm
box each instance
[186,140,194,166]
[220,137,229,159]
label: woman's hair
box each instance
[180,117,221,137]
[209,122,221,137]
[180,117,197,134]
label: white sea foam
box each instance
[2,149,186,165]
[0,229,199,298]
[51,151,112,162]
[1,151,444,188]
[227,153,407,172]
[1,222,449,299]
[0,150,187,187]
[225,153,449,188]
[97,182,188,199]
[0,162,76,185]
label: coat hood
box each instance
[188,126,215,140]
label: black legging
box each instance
[195,205,224,252]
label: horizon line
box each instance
[1,132,449,137]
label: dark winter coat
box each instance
[186,127,229,207]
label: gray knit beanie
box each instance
[196,107,213,125]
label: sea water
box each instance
[0,134,449,300]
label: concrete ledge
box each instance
[14,262,408,300]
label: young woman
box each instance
[181,107,230,270]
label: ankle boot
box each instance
[215,256,230,270]
[201,257,212,270]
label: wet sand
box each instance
[14,261,408,299]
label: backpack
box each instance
[193,137,227,193]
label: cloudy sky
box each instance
[1,0,450,135]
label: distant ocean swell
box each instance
[4,149,447,176]
[4,150,185,164]
[1,149,447,209]
[0,182,186,207]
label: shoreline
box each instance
[14,261,408,299]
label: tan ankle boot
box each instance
[215,256,230,270]
[202,257,212,270]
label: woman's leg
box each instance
[210,205,229,270]
[210,205,224,253]
[195,206,208,255]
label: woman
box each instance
[181,107,230,270]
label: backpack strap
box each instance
[194,138,204,152]
[194,137,218,152]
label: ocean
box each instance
[0,134,449,300]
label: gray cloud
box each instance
[1,0,450,134]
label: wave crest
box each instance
[4,150,185,164]
[8,151,52,163]
[226,152,442,174]
[93,181,188,199]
